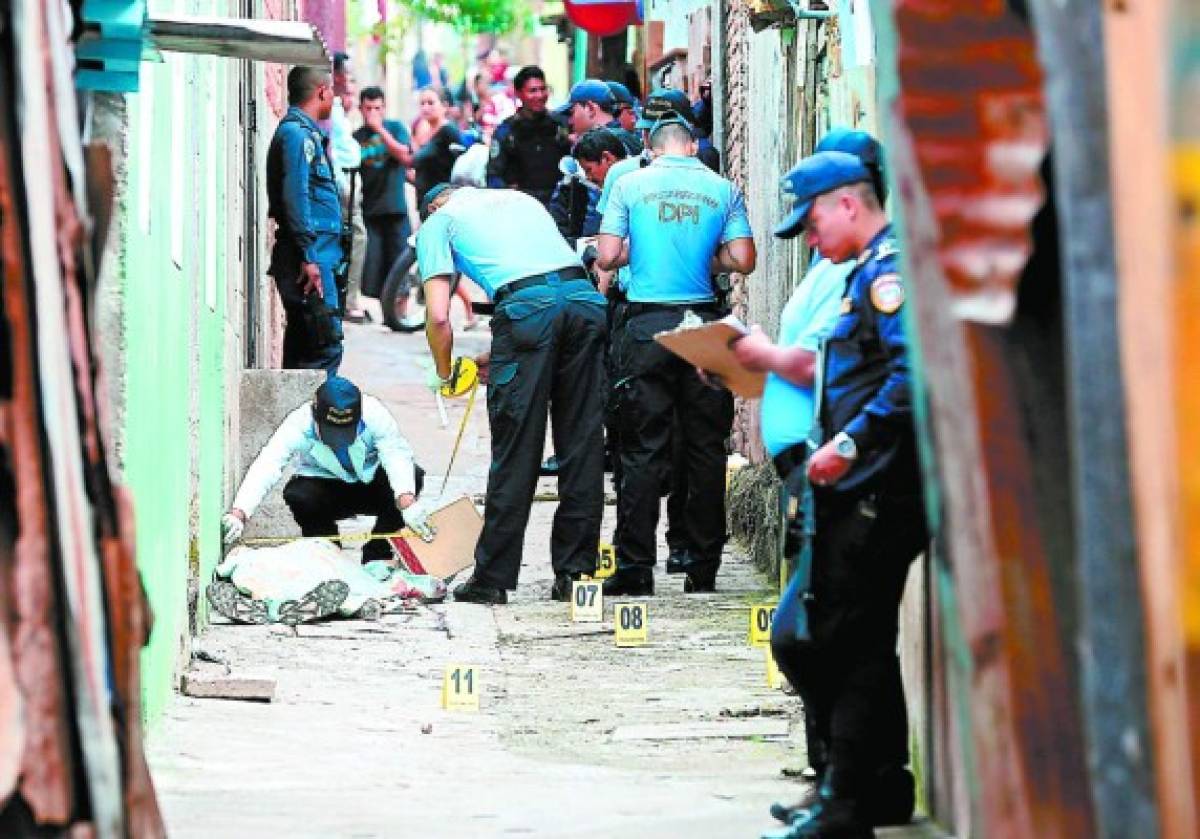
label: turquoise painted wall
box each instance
[121,38,231,723]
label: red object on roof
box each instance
[565,0,639,37]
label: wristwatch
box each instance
[832,431,858,461]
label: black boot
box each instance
[550,573,581,602]
[683,569,717,593]
[769,766,823,824]
[665,548,689,574]
[603,566,654,596]
[868,765,914,826]
[452,576,508,605]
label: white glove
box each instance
[425,366,450,395]
[400,497,437,543]
[221,512,245,546]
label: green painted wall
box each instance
[121,42,232,723]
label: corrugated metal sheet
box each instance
[892,0,1047,325]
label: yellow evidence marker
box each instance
[441,664,480,711]
[595,543,617,579]
[614,602,648,647]
[571,579,603,622]
[765,646,784,689]
[749,603,777,647]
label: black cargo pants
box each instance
[774,489,927,784]
[471,277,608,589]
[610,305,734,578]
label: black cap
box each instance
[312,376,362,450]
[636,88,693,130]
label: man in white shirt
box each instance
[331,52,367,320]
[222,377,434,563]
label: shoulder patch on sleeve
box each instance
[870,273,905,314]
[303,137,316,162]
[874,241,899,261]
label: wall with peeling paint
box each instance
[118,46,234,723]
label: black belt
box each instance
[772,442,809,480]
[623,300,721,318]
[493,267,589,303]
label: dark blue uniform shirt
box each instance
[266,106,343,305]
[821,224,919,496]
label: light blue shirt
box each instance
[760,257,853,457]
[599,155,753,303]
[596,154,644,215]
[416,187,583,299]
[596,154,646,291]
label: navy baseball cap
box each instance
[313,376,362,450]
[606,81,636,108]
[554,79,615,116]
[816,128,886,200]
[775,151,872,239]
[636,88,692,130]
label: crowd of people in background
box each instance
[314,44,721,343]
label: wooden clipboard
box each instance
[654,315,766,398]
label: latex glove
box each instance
[425,366,450,395]
[221,511,246,546]
[400,496,437,543]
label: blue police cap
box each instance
[606,81,636,108]
[313,376,362,450]
[816,128,886,200]
[636,88,693,130]
[775,151,872,240]
[554,79,616,116]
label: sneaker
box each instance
[452,576,508,605]
[206,580,269,625]
[276,580,351,626]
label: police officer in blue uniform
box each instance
[416,184,608,605]
[596,114,756,596]
[760,151,928,839]
[266,65,345,373]
[486,66,572,207]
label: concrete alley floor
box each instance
[146,309,812,838]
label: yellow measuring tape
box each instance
[440,375,479,496]
[241,529,418,546]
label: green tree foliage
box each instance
[351,0,531,42]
